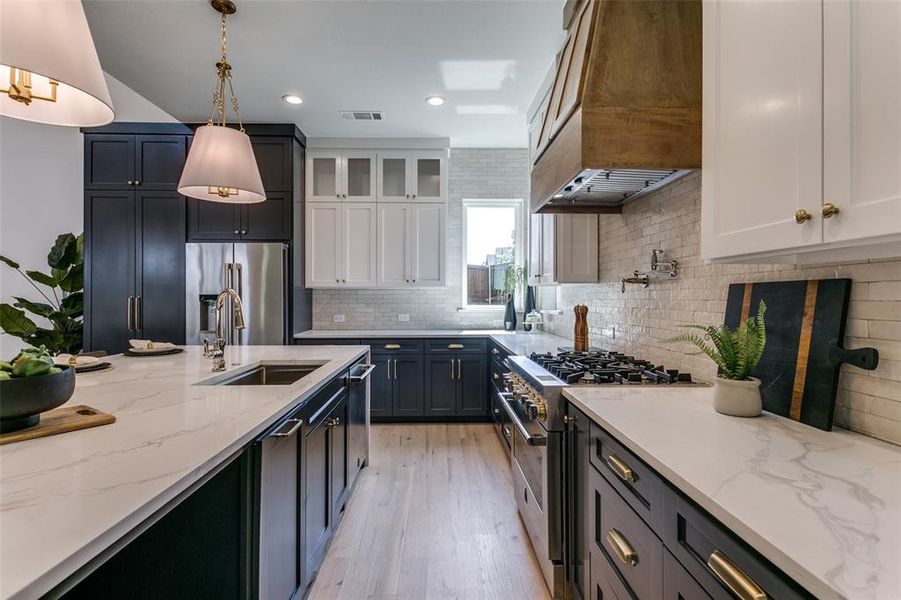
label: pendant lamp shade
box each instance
[0,0,114,127]
[178,124,265,204]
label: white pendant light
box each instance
[0,0,114,127]
[178,0,264,204]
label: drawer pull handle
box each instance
[448,343,465,349]
[384,344,401,350]
[605,529,638,567]
[492,347,499,354]
[708,550,768,600]
[606,454,637,484]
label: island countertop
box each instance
[564,386,901,600]
[0,345,368,600]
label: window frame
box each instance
[461,198,526,310]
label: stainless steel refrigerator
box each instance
[186,243,288,346]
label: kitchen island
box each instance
[0,345,368,600]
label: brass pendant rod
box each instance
[206,4,244,130]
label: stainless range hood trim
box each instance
[538,169,695,213]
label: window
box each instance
[462,199,524,308]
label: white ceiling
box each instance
[83,0,565,147]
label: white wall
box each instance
[0,73,175,356]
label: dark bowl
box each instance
[0,366,76,433]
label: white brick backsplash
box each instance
[312,148,530,331]
[542,171,901,446]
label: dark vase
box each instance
[523,286,536,331]
[504,295,517,331]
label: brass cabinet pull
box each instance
[393,359,398,380]
[708,550,768,600]
[448,343,465,349]
[794,209,812,224]
[384,343,401,349]
[605,529,638,567]
[605,453,637,484]
[821,203,841,218]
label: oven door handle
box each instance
[497,391,547,447]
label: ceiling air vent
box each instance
[339,111,384,121]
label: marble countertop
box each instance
[294,329,571,357]
[0,345,368,600]
[564,387,901,600]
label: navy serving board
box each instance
[724,279,878,431]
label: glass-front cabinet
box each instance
[376,150,446,202]
[378,151,410,202]
[307,150,376,202]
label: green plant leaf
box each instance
[75,233,84,264]
[0,255,20,269]
[58,264,83,292]
[25,270,58,288]
[27,328,65,352]
[0,304,38,337]
[47,233,77,269]
[61,292,84,316]
[12,297,54,318]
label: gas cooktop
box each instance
[528,349,706,386]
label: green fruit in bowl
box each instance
[0,361,11,372]
[7,346,56,378]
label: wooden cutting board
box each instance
[0,405,115,445]
[724,279,878,431]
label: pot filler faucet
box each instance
[203,288,246,372]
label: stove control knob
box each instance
[525,400,547,420]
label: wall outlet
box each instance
[333,314,345,323]
[398,314,410,322]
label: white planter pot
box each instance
[712,376,762,417]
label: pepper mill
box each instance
[573,305,589,352]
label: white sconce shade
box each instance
[0,0,114,127]
[178,124,266,204]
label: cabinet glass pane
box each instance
[382,158,406,197]
[346,158,371,197]
[417,159,441,197]
[312,158,337,197]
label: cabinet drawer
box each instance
[589,465,663,599]
[663,486,807,600]
[294,338,362,346]
[489,341,510,361]
[426,338,487,353]
[368,338,423,354]
[590,422,665,531]
[664,549,711,599]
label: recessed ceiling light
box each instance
[425,96,445,106]
[282,94,303,105]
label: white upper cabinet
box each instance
[377,150,446,202]
[305,202,377,288]
[823,0,901,244]
[529,213,598,285]
[377,203,411,286]
[341,203,378,286]
[410,203,445,286]
[702,0,901,262]
[306,150,376,202]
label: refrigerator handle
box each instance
[235,262,243,345]
[225,262,234,346]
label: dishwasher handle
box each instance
[268,418,303,439]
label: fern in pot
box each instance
[665,301,767,417]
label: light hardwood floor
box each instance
[308,423,551,600]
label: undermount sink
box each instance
[205,362,327,386]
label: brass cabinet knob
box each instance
[128,180,134,186]
[794,209,812,224]
[234,229,240,235]
[821,203,841,218]
[134,180,140,186]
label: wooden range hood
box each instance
[530,0,702,214]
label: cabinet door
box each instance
[393,356,424,417]
[823,0,901,243]
[305,203,342,287]
[529,214,543,285]
[701,0,823,259]
[555,214,598,283]
[567,405,590,600]
[303,417,332,586]
[242,194,291,241]
[540,214,555,283]
[411,151,445,202]
[330,395,349,517]
[377,203,411,286]
[187,199,241,241]
[456,355,488,417]
[410,203,445,287]
[307,150,343,202]
[85,191,135,354]
[251,137,293,192]
[344,151,377,202]
[378,151,410,201]
[135,191,185,344]
[369,356,393,419]
[341,203,378,287]
[424,356,456,417]
[85,135,135,189]
[134,135,186,190]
